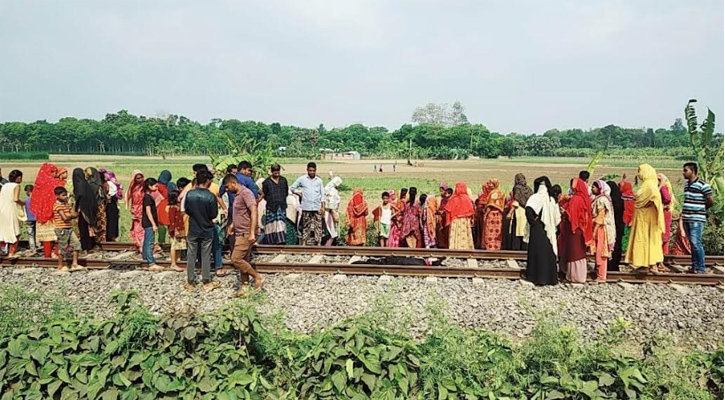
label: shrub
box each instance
[0,151,49,160]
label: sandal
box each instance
[216,268,234,277]
[203,280,222,292]
[252,276,266,294]
[183,282,196,292]
[228,289,251,299]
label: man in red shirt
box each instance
[223,174,265,298]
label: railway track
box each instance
[1,251,722,286]
[36,241,724,266]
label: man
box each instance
[223,174,265,298]
[579,170,592,198]
[183,170,220,291]
[258,163,289,244]
[290,162,325,245]
[682,162,714,274]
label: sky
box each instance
[0,0,723,133]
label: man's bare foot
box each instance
[215,268,233,277]
[171,264,185,272]
[148,264,164,272]
[69,265,85,272]
[57,266,70,273]
[203,280,221,292]
[184,282,196,292]
[228,289,250,299]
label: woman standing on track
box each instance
[657,173,676,258]
[345,188,369,246]
[31,163,61,258]
[619,178,635,251]
[125,170,146,252]
[73,168,97,252]
[474,183,490,249]
[504,173,532,250]
[561,177,592,283]
[422,195,438,249]
[322,176,342,246]
[445,182,474,250]
[591,180,616,283]
[99,168,122,242]
[401,187,422,248]
[625,164,665,273]
[86,168,107,246]
[482,178,506,250]
[524,176,560,285]
[606,181,625,271]
[0,170,25,257]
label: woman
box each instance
[524,176,561,285]
[158,170,176,193]
[606,181,625,271]
[474,183,491,249]
[156,170,174,245]
[422,195,438,248]
[591,180,616,283]
[345,188,369,246]
[73,168,97,251]
[285,189,300,245]
[401,187,422,248]
[387,190,402,248]
[561,178,592,283]
[31,163,61,257]
[657,173,675,258]
[671,218,691,255]
[57,168,68,183]
[99,168,122,242]
[445,182,475,250]
[0,170,25,257]
[436,185,450,249]
[482,179,506,250]
[625,164,665,273]
[620,179,635,252]
[323,176,342,246]
[125,170,146,252]
[504,173,532,250]
[86,168,107,245]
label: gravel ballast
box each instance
[1,267,722,348]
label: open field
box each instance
[4,154,689,242]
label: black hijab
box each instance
[73,168,97,225]
[87,167,105,203]
[606,181,624,223]
[533,176,556,201]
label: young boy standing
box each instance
[53,187,83,271]
[142,178,162,271]
[373,191,395,247]
[24,184,37,253]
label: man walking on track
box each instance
[223,174,265,298]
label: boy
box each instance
[142,178,162,271]
[53,187,83,271]
[24,184,37,253]
[167,190,186,272]
[373,191,395,247]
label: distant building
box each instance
[321,151,361,161]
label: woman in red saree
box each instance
[619,179,635,252]
[562,178,593,283]
[30,163,61,258]
[125,170,145,251]
[387,190,402,248]
[474,183,491,249]
[482,178,506,250]
[345,188,369,246]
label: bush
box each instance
[0,151,49,160]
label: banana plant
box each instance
[208,132,276,180]
[684,99,724,194]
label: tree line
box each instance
[0,109,718,159]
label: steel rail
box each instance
[1,256,722,285]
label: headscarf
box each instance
[513,173,533,206]
[524,176,561,255]
[125,170,144,211]
[56,167,68,183]
[86,167,105,204]
[99,168,123,200]
[484,178,506,211]
[324,176,343,211]
[444,182,475,226]
[593,180,616,250]
[636,164,665,233]
[324,176,343,195]
[72,168,97,226]
[346,188,369,219]
[477,183,491,206]
[620,180,635,226]
[158,170,177,192]
[565,177,593,243]
[425,195,438,238]
[439,183,449,191]
[657,173,678,211]
[30,163,59,224]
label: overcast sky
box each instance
[1,0,722,133]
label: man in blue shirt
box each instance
[681,162,714,274]
[290,162,325,245]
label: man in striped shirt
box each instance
[682,162,714,273]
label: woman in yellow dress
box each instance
[625,164,665,272]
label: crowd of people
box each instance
[0,160,714,293]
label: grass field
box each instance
[5,154,690,242]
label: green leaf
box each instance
[598,373,615,387]
[25,361,38,376]
[31,345,50,363]
[182,327,197,341]
[407,354,421,367]
[545,390,565,400]
[101,388,120,400]
[385,346,403,361]
[47,380,63,398]
[361,373,377,392]
[398,377,409,394]
[197,376,218,393]
[332,370,346,393]
[438,385,448,400]
[58,366,71,383]
[346,359,354,379]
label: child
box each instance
[372,191,396,247]
[24,185,37,253]
[53,187,83,271]
[167,190,186,272]
[142,178,162,271]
